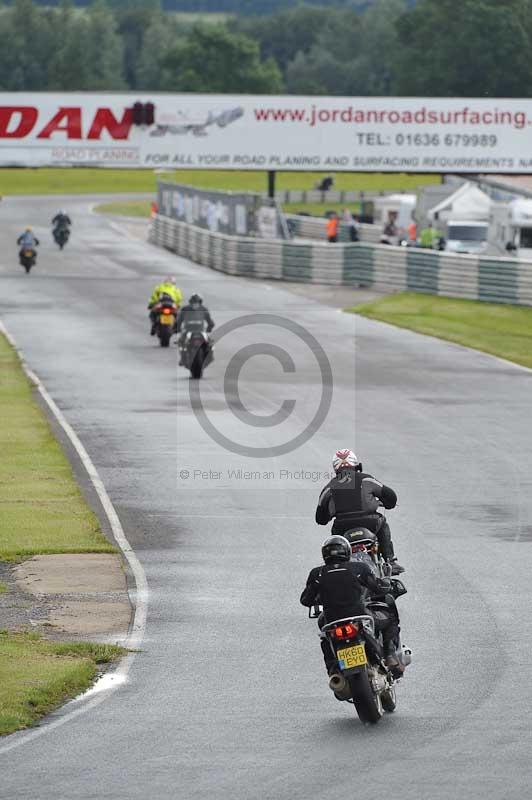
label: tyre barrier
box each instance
[150,215,532,306]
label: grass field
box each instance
[95,201,152,218]
[0,168,438,197]
[0,632,124,736]
[349,293,532,369]
[0,334,116,561]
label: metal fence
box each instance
[285,213,382,244]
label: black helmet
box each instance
[189,293,203,305]
[322,535,351,564]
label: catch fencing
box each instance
[285,213,382,244]
[150,215,532,306]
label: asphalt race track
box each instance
[1,195,532,800]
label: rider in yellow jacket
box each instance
[148,277,183,307]
[148,277,183,335]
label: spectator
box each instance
[326,212,339,243]
[317,175,334,192]
[407,219,417,244]
[419,222,439,249]
[342,208,359,242]
[381,217,398,246]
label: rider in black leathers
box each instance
[52,211,72,230]
[176,293,214,364]
[300,535,400,672]
[316,448,404,574]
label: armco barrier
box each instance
[150,215,532,306]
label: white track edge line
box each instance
[0,321,149,755]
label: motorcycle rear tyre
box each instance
[348,670,382,724]
[24,263,31,273]
[190,348,204,379]
[159,326,171,348]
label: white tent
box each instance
[427,182,491,223]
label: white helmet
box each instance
[332,449,359,472]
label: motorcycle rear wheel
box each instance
[348,670,382,724]
[190,348,204,379]
[159,326,171,348]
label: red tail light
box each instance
[332,623,359,640]
[162,307,172,315]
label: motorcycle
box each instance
[344,528,389,577]
[179,323,213,379]
[53,226,70,249]
[152,294,179,348]
[310,586,411,724]
[19,247,37,273]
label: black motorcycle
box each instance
[309,576,411,725]
[179,323,213,379]
[19,247,37,273]
[53,226,70,250]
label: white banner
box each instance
[2,92,532,172]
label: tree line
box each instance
[1,0,531,97]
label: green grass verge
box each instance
[94,201,152,218]
[0,168,438,197]
[349,292,532,369]
[0,583,6,594]
[0,334,116,560]
[0,631,124,736]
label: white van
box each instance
[445,220,489,254]
[489,199,532,260]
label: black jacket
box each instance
[176,304,214,333]
[52,214,71,229]
[300,559,386,622]
[315,467,396,527]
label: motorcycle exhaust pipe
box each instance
[401,645,412,667]
[328,673,352,700]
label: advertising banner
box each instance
[158,181,260,236]
[157,181,287,238]
[2,93,532,172]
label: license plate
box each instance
[336,644,367,669]
[24,250,33,256]
[160,315,174,325]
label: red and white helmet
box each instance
[332,449,359,472]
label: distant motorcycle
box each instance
[19,247,37,274]
[53,225,70,250]
[179,323,213,379]
[152,294,179,348]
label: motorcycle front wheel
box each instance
[348,670,382,724]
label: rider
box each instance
[147,276,183,335]
[175,293,214,361]
[300,535,400,673]
[52,210,72,230]
[315,449,404,574]
[17,227,39,256]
